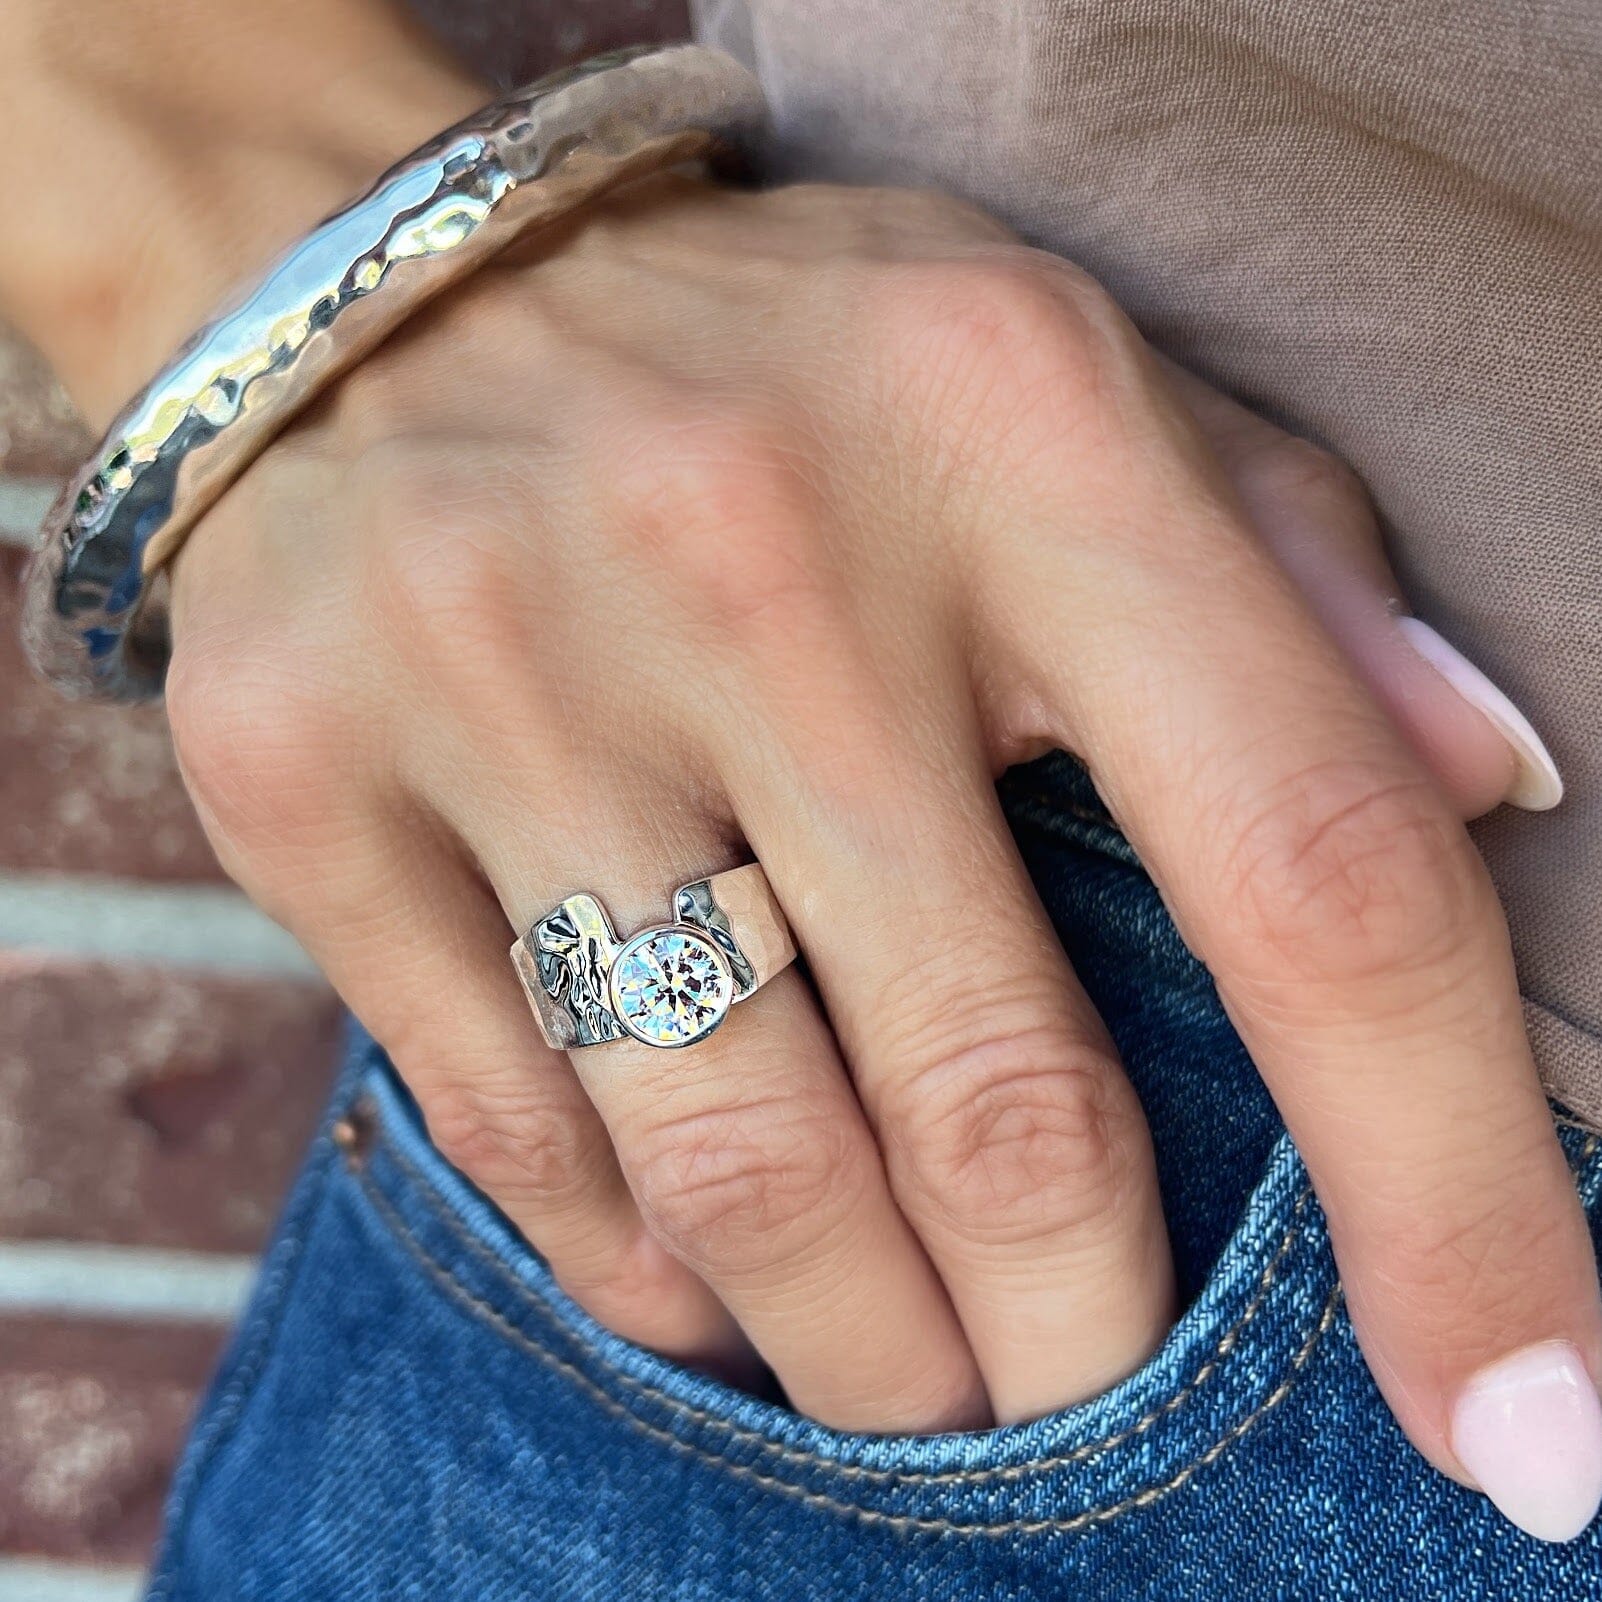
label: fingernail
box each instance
[1397,618,1563,811]
[1452,1341,1602,1542]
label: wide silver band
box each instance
[512,863,797,1050]
[22,44,764,702]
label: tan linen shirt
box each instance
[691,0,1602,1127]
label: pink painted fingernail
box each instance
[1452,1341,1602,1542]
[1397,618,1563,811]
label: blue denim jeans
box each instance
[147,755,1602,1600]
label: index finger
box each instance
[998,480,1602,1542]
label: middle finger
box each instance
[724,650,1175,1423]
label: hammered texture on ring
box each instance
[512,862,797,1050]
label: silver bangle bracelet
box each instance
[22,43,764,702]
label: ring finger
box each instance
[459,786,991,1433]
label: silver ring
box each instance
[512,863,797,1050]
[21,43,764,702]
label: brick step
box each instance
[0,1316,227,1566]
[1,959,340,1255]
[0,548,223,883]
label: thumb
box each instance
[1165,361,1562,818]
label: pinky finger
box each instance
[192,783,750,1376]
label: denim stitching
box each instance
[369,1118,1314,1487]
[362,1098,1598,1502]
[353,1157,1341,1537]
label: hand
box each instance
[155,173,1600,1523]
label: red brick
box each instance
[0,324,85,481]
[0,1315,224,1565]
[0,957,341,1254]
[0,547,224,881]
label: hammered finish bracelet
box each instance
[21,43,764,702]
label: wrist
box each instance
[0,0,487,423]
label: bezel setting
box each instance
[606,923,736,1049]
[513,864,796,1051]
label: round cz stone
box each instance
[608,926,734,1047]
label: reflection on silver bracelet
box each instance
[22,43,764,703]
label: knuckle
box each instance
[877,253,1133,382]
[162,643,237,779]
[165,643,342,844]
[880,1012,1138,1247]
[629,1095,857,1277]
[419,1078,605,1218]
[1236,436,1370,517]
[347,433,443,532]
[864,252,1146,481]
[606,412,826,637]
[1212,762,1480,981]
[378,510,508,643]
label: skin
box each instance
[2,0,1597,1510]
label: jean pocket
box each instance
[341,1041,1342,1540]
